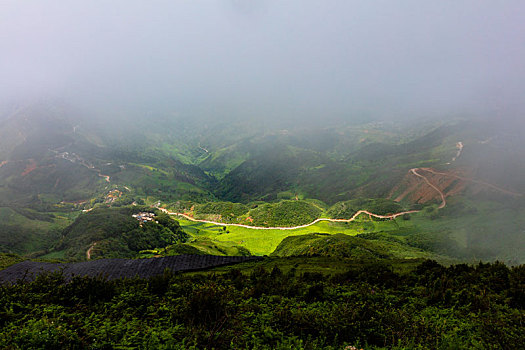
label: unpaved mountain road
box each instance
[410,168,447,209]
[445,141,463,165]
[98,173,110,183]
[158,168,435,230]
[419,167,521,197]
[86,242,97,260]
[159,165,520,230]
[453,141,463,162]
[158,207,420,231]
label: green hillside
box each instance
[0,252,23,270]
[141,238,252,258]
[0,206,73,255]
[53,207,187,260]
[271,232,455,263]
[327,198,405,218]
[272,233,392,259]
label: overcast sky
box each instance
[1,0,525,122]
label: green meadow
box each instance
[176,212,418,256]
[0,207,75,254]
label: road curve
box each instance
[98,173,110,183]
[158,208,420,231]
[86,242,97,260]
[157,167,456,230]
[410,168,447,209]
[420,167,521,197]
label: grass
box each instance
[409,197,525,263]
[127,163,169,175]
[176,213,418,256]
[0,253,23,270]
[0,207,73,254]
[37,250,67,260]
[140,237,251,257]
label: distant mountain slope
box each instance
[0,102,217,207]
[214,125,456,203]
[1,102,524,265]
[0,206,69,255]
[214,120,525,204]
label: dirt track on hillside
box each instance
[86,242,97,260]
[158,207,421,231]
[157,169,438,230]
[409,168,447,208]
[419,167,521,197]
[160,164,522,230]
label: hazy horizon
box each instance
[2,1,525,123]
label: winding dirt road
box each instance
[158,207,420,230]
[97,173,110,183]
[453,141,463,162]
[410,168,447,209]
[157,167,442,230]
[419,167,521,197]
[86,242,97,260]
[198,143,209,154]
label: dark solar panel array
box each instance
[0,255,262,284]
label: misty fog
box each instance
[2,0,525,124]
[2,4,525,346]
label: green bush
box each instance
[248,200,322,227]
[0,259,523,349]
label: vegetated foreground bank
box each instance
[0,255,261,283]
[0,257,523,349]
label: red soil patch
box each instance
[21,159,37,176]
[390,168,466,206]
[389,167,520,206]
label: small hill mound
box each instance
[143,239,252,257]
[56,207,188,260]
[271,233,391,259]
[191,201,250,223]
[248,200,322,227]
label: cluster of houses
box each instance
[132,212,157,224]
[55,151,94,169]
[105,189,122,203]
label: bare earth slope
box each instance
[390,167,521,207]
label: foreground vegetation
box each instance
[0,258,523,349]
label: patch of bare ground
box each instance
[390,167,521,207]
